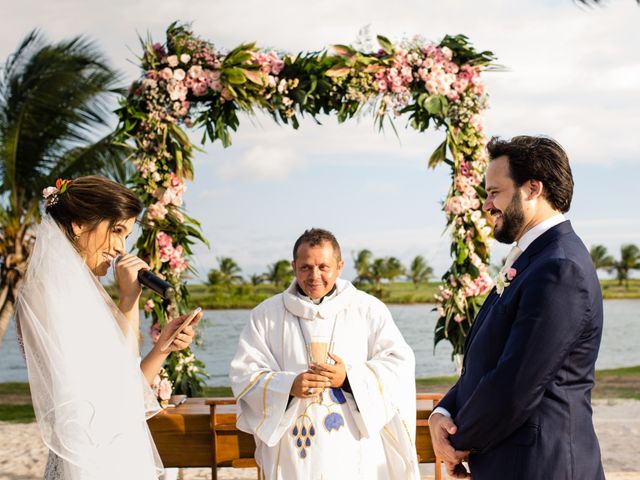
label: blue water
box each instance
[2,300,639,386]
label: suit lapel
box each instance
[464,289,499,351]
[464,221,575,353]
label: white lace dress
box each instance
[44,451,63,480]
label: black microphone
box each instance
[137,269,176,299]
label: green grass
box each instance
[0,404,35,423]
[599,279,640,299]
[593,365,640,400]
[201,386,233,397]
[0,382,31,396]
[415,375,458,387]
[595,365,640,377]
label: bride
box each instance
[16,176,202,479]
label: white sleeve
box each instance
[229,309,299,447]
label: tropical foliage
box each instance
[207,256,243,287]
[115,22,496,372]
[590,244,615,272]
[265,259,294,289]
[611,244,640,288]
[409,255,434,288]
[0,31,126,345]
[352,249,373,285]
[589,243,640,288]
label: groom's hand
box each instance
[429,413,470,465]
[445,460,471,479]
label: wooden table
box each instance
[148,395,442,476]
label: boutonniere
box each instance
[495,267,517,296]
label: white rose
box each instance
[166,55,179,67]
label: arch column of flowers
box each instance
[116,23,496,394]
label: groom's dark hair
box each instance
[487,135,574,213]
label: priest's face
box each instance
[292,241,344,300]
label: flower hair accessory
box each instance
[42,178,72,208]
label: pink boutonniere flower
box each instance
[495,268,517,296]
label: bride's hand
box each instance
[156,311,203,353]
[114,254,149,302]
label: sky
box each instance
[2,0,639,281]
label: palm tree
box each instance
[409,255,433,288]
[207,269,224,286]
[0,31,125,346]
[610,244,640,288]
[383,256,405,282]
[248,273,266,293]
[216,256,243,287]
[265,259,293,289]
[369,258,387,291]
[352,249,372,284]
[589,245,614,273]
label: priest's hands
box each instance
[429,413,471,479]
[290,372,331,398]
[309,352,346,388]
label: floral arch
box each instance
[116,23,496,394]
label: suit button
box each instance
[460,367,466,376]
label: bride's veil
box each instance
[16,215,163,479]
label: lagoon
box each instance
[1,300,639,386]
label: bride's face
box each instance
[73,217,136,276]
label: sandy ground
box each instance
[1,398,638,480]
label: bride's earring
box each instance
[73,234,80,241]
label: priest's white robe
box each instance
[229,279,420,480]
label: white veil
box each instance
[16,215,163,479]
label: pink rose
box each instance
[173,68,186,81]
[147,202,168,221]
[149,322,161,344]
[156,231,173,248]
[160,68,173,81]
[42,186,58,198]
[166,55,179,67]
[144,299,155,314]
[158,378,172,401]
[506,268,517,281]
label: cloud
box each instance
[215,144,301,181]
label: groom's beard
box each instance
[494,190,525,244]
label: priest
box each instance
[230,228,420,479]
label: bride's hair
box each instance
[46,175,143,243]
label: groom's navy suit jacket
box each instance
[439,221,604,480]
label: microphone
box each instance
[137,269,176,299]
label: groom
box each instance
[430,136,604,479]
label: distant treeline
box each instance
[206,250,435,291]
